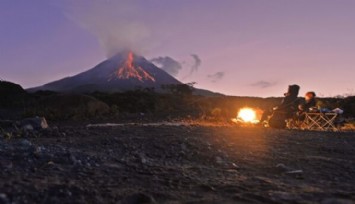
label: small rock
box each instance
[0,193,9,204]
[33,146,45,158]
[276,163,292,172]
[19,139,33,150]
[18,116,48,131]
[121,193,156,204]
[199,184,216,191]
[181,143,187,151]
[70,155,82,165]
[140,156,148,164]
[321,198,354,204]
[0,160,13,169]
[47,161,55,165]
[67,191,72,197]
[286,170,303,175]
[215,156,224,164]
[231,162,240,169]
[23,124,34,131]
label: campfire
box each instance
[232,107,261,125]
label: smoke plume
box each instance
[181,54,202,80]
[251,80,277,88]
[190,54,201,74]
[208,72,225,83]
[55,1,153,57]
[150,56,182,77]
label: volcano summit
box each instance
[108,52,155,82]
[29,51,181,93]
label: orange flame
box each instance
[109,52,155,82]
[231,107,262,124]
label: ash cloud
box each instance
[55,1,153,57]
[182,54,202,80]
[251,80,277,88]
[190,54,201,74]
[150,56,182,77]
[56,0,204,72]
[208,72,225,83]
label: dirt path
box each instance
[1,125,355,203]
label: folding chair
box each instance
[301,112,339,131]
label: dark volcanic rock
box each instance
[0,80,27,109]
[121,193,156,204]
[0,124,354,203]
[0,81,26,95]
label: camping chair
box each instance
[301,112,339,131]
[267,98,300,128]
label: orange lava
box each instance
[109,52,155,82]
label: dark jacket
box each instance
[299,98,316,112]
[277,84,300,111]
[261,84,301,123]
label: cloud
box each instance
[190,54,201,74]
[250,80,277,88]
[150,56,182,76]
[208,72,225,83]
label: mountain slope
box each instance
[28,51,181,93]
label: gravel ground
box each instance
[0,123,355,204]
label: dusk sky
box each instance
[1,0,355,97]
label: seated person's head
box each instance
[284,84,300,97]
[305,91,316,101]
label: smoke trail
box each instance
[151,56,182,77]
[207,71,225,83]
[250,80,277,88]
[190,54,201,74]
[55,1,152,57]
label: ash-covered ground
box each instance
[0,124,355,204]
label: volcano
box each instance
[28,51,182,93]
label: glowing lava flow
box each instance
[109,52,155,82]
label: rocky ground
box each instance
[0,123,355,204]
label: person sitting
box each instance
[298,91,317,113]
[260,84,300,128]
[295,91,317,122]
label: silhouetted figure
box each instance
[296,91,317,121]
[298,91,317,113]
[261,84,300,128]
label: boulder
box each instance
[0,81,26,95]
[0,81,27,108]
[18,117,48,131]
